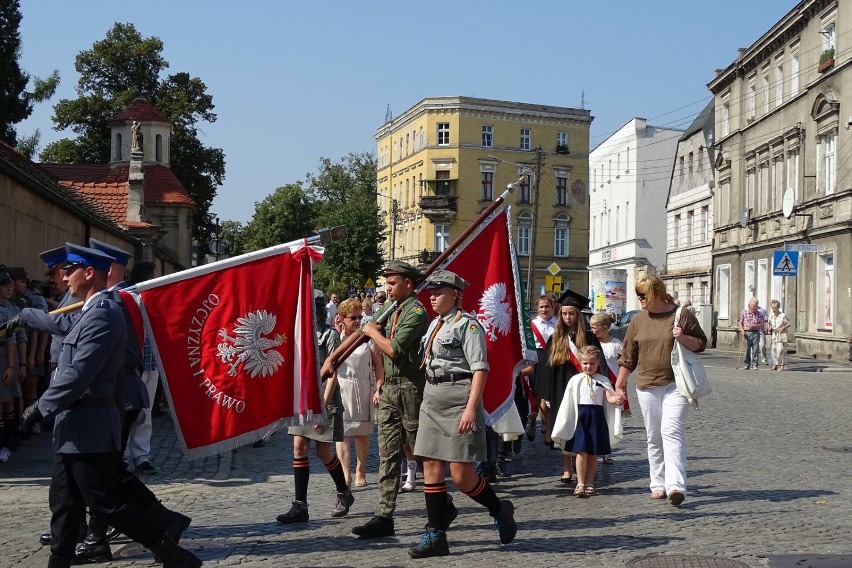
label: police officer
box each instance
[21,244,200,568]
[407,270,517,558]
[323,261,447,539]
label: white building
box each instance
[588,118,683,313]
[663,101,715,309]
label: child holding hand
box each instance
[551,345,623,497]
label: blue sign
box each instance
[773,250,799,276]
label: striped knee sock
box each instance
[324,455,348,493]
[464,475,501,516]
[293,457,310,503]
[424,482,449,530]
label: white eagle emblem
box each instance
[217,310,286,378]
[477,283,513,342]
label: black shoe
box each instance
[512,437,523,455]
[496,460,510,478]
[73,540,112,564]
[276,500,309,524]
[492,499,517,545]
[135,461,157,474]
[408,529,449,558]
[331,489,354,518]
[104,527,121,543]
[39,531,52,546]
[444,494,458,529]
[148,534,201,568]
[351,515,394,538]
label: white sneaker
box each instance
[0,447,12,463]
[401,479,416,492]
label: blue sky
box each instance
[17,1,792,224]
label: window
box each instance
[699,206,709,242]
[688,151,694,173]
[758,161,769,214]
[420,127,425,148]
[744,260,755,309]
[115,133,122,161]
[775,63,783,107]
[553,214,569,257]
[437,123,450,146]
[762,73,770,114]
[405,133,409,156]
[614,206,619,242]
[435,170,451,195]
[746,168,756,210]
[722,101,730,136]
[820,131,836,195]
[155,134,163,162]
[757,258,768,308]
[435,224,450,252]
[822,22,836,52]
[517,211,532,256]
[556,175,568,205]
[624,201,630,236]
[679,156,685,176]
[625,147,630,173]
[817,252,834,329]
[717,264,731,318]
[686,211,693,246]
[520,128,531,150]
[591,215,597,249]
[748,81,756,118]
[518,174,531,204]
[790,53,799,96]
[481,125,493,148]
[557,131,568,150]
[772,156,783,212]
[481,171,494,201]
[786,148,799,196]
[673,214,681,248]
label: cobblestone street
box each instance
[3,350,851,567]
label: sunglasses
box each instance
[637,294,647,301]
[345,315,363,321]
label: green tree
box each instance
[39,23,225,257]
[218,219,247,257]
[0,0,59,149]
[307,153,384,293]
[242,183,316,252]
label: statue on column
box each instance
[131,120,142,152]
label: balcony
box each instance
[420,179,458,222]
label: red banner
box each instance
[418,208,535,424]
[137,247,322,458]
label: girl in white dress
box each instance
[590,312,624,463]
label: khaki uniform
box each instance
[414,307,489,462]
[373,295,429,518]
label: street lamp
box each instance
[209,215,224,261]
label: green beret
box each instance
[382,260,424,282]
[425,269,468,291]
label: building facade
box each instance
[709,0,851,361]
[375,97,593,304]
[588,118,683,313]
[663,102,715,312]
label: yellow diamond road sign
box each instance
[364,278,375,289]
[547,262,561,276]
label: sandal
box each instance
[650,491,666,500]
[560,474,573,485]
[573,484,585,496]
[583,485,596,496]
[602,455,615,464]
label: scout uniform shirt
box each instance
[371,295,429,382]
[422,307,490,380]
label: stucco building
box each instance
[375,97,593,302]
[588,118,683,313]
[709,0,851,360]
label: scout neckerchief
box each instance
[389,303,404,338]
[419,317,445,369]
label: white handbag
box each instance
[671,306,712,406]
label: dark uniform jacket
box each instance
[19,291,81,363]
[109,281,148,411]
[37,291,127,454]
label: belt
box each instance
[70,396,116,409]
[426,373,473,385]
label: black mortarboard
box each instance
[557,288,590,309]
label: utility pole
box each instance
[526,146,545,305]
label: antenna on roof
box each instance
[580,90,587,110]
[385,104,393,123]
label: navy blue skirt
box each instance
[567,404,611,455]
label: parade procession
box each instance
[4,2,852,567]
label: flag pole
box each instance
[326,177,523,374]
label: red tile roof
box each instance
[57,180,128,225]
[41,163,195,207]
[111,98,172,124]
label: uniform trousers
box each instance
[50,452,161,559]
[635,382,690,496]
[126,369,159,466]
[375,377,423,518]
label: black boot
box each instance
[47,556,73,568]
[145,500,192,543]
[73,538,112,564]
[148,534,201,568]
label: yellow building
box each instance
[375,96,593,304]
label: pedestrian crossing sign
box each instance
[773,250,798,276]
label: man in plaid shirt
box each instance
[738,299,767,370]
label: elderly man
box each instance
[738,299,767,370]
